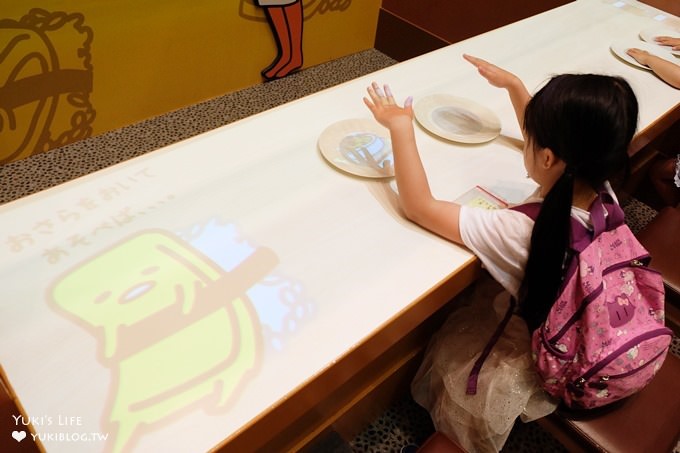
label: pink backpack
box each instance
[467,191,672,410]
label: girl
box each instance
[363,55,639,452]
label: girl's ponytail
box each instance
[519,170,574,331]
[517,74,638,331]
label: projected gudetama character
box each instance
[50,229,278,453]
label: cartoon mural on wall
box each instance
[241,0,352,80]
[0,8,94,164]
[257,0,304,80]
[0,1,366,164]
[48,220,313,452]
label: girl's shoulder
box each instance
[509,181,620,230]
[509,200,591,229]
[460,203,537,239]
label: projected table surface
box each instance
[1,1,679,452]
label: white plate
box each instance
[413,94,501,143]
[610,39,678,70]
[318,118,393,178]
[639,27,680,56]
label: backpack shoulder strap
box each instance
[511,202,592,251]
[466,297,516,395]
[510,202,541,220]
[590,189,625,237]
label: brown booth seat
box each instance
[420,353,680,453]
[636,204,680,334]
[537,352,680,453]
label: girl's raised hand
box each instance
[463,54,520,89]
[363,82,414,130]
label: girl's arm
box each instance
[463,54,531,136]
[363,83,463,244]
[627,48,680,89]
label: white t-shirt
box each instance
[459,204,534,297]
[459,192,600,298]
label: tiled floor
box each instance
[348,395,570,453]
[3,48,677,453]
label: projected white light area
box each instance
[48,219,313,453]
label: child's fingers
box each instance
[371,82,386,99]
[366,82,410,111]
[463,53,477,65]
[384,84,394,100]
[367,83,383,104]
[368,82,396,107]
[463,53,487,68]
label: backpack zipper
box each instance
[546,254,658,345]
[570,328,672,392]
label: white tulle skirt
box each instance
[411,276,558,453]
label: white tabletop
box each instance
[1,1,679,452]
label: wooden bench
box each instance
[537,352,680,452]
[636,204,680,335]
[419,353,680,453]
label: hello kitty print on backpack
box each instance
[515,189,672,409]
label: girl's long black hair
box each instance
[518,74,638,331]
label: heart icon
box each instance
[12,430,26,442]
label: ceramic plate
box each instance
[639,27,680,56]
[413,94,501,143]
[318,118,393,178]
[610,39,677,69]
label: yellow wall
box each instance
[0,0,380,163]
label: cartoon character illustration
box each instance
[579,264,594,278]
[555,343,568,353]
[619,269,635,296]
[607,294,635,328]
[256,0,303,80]
[50,229,278,452]
[0,9,94,163]
[596,388,609,398]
